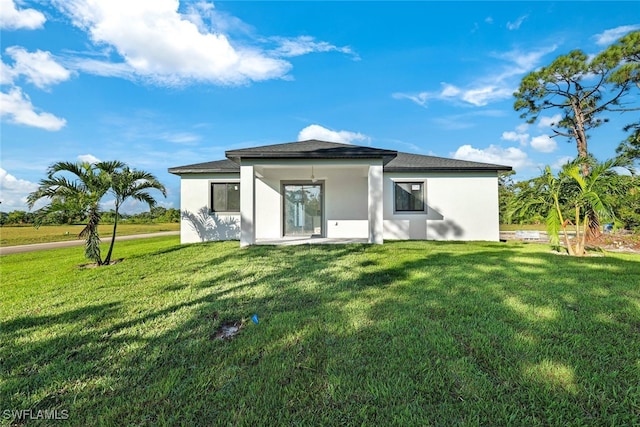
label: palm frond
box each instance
[546,208,561,247]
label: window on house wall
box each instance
[211,182,240,212]
[394,182,425,212]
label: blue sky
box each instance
[1,1,638,213]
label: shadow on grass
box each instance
[1,241,639,425]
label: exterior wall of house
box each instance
[383,172,500,241]
[325,166,370,239]
[177,167,501,244]
[178,173,241,244]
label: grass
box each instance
[1,237,639,426]
[0,223,179,246]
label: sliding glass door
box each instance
[283,184,323,236]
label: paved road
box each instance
[0,231,180,255]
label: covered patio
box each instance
[225,142,394,247]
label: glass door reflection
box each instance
[283,184,322,236]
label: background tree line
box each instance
[0,206,180,226]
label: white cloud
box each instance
[0,0,46,30]
[394,83,512,107]
[67,57,133,79]
[159,132,201,144]
[552,156,574,170]
[593,25,640,46]
[502,130,529,146]
[0,60,15,85]
[193,2,254,37]
[0,87,67,130]
[495,44,558,78]
[507,15,529,31]
[502,124,557,153]
[52,0,292,86]
[507,15,528,31]
[77,154,100,164]
[537,114,562,128]
[459,85,513,107]
[530,134,557,153]
[4,46,72,89]
[182,0,215,33]
[485,16,494,24]
[394,44,557,108]
[298,124,369,145]
[0,167,39,211]
[392,92,430,107]
[452,144,530,170]
[0,47,71,132]
[271,36,359,60]
[612,166,632,176]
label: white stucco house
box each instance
[168,139,511,246]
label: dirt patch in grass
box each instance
[211,320,245,340]
[589,232,640,254]
[78,258,125,268]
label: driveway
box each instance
[0,231,180,255]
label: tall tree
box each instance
[616,125,640,162]
[602,31,640,162]
[513,31,639,175]
[603,31,640,90]
[27,161,113,264]
[103,166,166,265]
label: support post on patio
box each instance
[368,162,384,244]
[240,163,255,247]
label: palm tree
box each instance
[509,157,631,256]
[103,166,166,265]
[562,157,632,255]
[509,165,575,253]
[27,161,114,264]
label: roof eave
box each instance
[384,166,513,173]
[168,168,240,175]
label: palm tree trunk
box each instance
[580,214,589,256]
[104,208,119,265]
[586,211,601,242]
[561,223,576,256]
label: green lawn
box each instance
[0,223,179,246]
[1,237,639,426]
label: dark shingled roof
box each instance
[168,140,512,174]
[225,139,397,162]
[167,159,239,174]
[386,152,512,172]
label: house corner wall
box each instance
[178,173,241,244]
[383,172,500,241]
